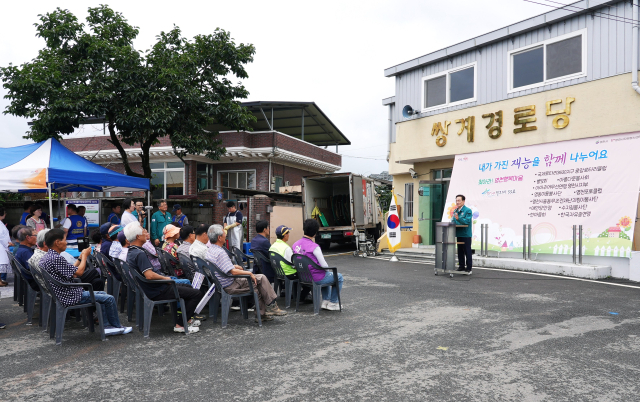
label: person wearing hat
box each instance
[269,225,311,302]
[250,220,274,283]
[151,200,171,246]
[162,224,186,279]
[171,204,188,227]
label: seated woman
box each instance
[162,224,185,278]
[292,219,344,311]
[26,205,47,234]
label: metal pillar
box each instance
[578,225,583,265]
[336,143,338,153]
[572,225,577,264]
[480,224,485,257]
[523,224,527,260]
[527,224,532,260]
[301,108,305,141]
[484,224,488,257]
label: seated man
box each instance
[269,225,311,302]
[176,225,195,258]
[124,222,201,333]
[29,228,51,269]
[205,224,286,322]
[293,219,344,311]
[14,227,38,289]
[188,224,210,261]
[41,229,131,335]
[250,220,274,282]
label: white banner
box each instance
[66,200,100,227]
[444,132,640,257]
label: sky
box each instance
[0,0,551,177]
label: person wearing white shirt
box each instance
[120,198,138,227]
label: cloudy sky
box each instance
[0,0,551,176]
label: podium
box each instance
[434,222,471,277]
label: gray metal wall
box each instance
[393,0,637,125]
[390,102,397,143]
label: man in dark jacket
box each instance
[250,220,274,283]
[451,194,473,273]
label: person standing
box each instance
[62,204,87,246]
[26,205,47,234]
[77,206,88,237]
[107,203,121,225]
[132,200,147,229]
[120,198,137,227]
[171,204,188,227]
[151,200,172,246]
[19,201,33,225]
[223,201,244,251]
[0,207,11,287]
[451,194,473,273]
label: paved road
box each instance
[1,253,639,401]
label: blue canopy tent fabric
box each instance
[0,139,150,227]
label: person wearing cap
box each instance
[151,200,171,246]
[162,224,186,279]
[250,220,274,283]
[116,230,129,262]
[269,225,312,302]
[171,204,188,227]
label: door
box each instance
[418,181,445,245]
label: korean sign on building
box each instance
[443,131,640,257]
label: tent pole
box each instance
[48,183,54,228]
[147,190,152,229]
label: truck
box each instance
[301,173,383,249]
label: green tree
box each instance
[0,6,256,178]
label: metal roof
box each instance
[68,101,350,147]
[207,101,351,146]
[384,0,619,77]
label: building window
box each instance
[218,170,256,199]
[509,29,586,92]
[421,62,476,112]
[197,163,215,192]
[404,183,414,223]
[151,162,184,199]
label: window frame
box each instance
[420,61,477,113]
[150,162,185,199]
[404,182,414,223]
[507,28,587,94]
[217,169,257,199]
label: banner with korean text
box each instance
[443,132,640,257]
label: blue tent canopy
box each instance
[0,138,150,192]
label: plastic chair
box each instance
[112,259,142,329]
[39,269,106,346]
[95,251,123,311]
[221,246,237,265]
[188,255,217,318]
[291,254,342,315]
[231,246,253,273]
[177,253,198,281]
[191,256,261,328]
[128,264,190,337]
[6,250,24,306]
[155,248,177,277]
[8,254,41,325]
[160,249,192,281]
[267,251,298,309]
[28,261,53,332]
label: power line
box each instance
[341,154,388,161]
[523,0,638,26]
[541,0,637,24]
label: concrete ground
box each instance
[1,250,640,401]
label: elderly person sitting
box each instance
[108,226,125,260]
[124,222,201,333]
[188,224,210,260]
[293,219,344,311]
[205,224,286,322]
[14,227,38,290]
[29,228,51,269]
[269,225,311,302]
[41,229,131,335]
[116,231,129,262]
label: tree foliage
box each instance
[0,6,256,178]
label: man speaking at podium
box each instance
[451,194,473,273]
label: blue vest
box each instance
[108,212,120,225]
[173,214,186,227]
[66,215,86,241]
